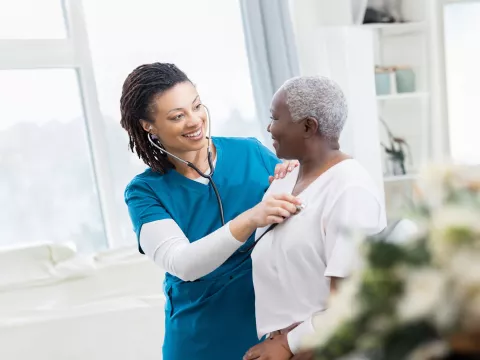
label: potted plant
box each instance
[304,164,480,360]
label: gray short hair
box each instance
[283,76,348,140]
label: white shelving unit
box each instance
[384,173,418,182]
[377,92,429,101]
[289,0,437,218]
[361,6,432,217]
[367,17,431,179]
[362,21,427,34]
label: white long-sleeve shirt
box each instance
[251,160,387,354]
[139,220,242,281]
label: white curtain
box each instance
[240,0,300,141]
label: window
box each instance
[0,69,107,252]
[1,0,271,251]
[443,2,480,164]
[0,0,66,39]
[82,0,264,246]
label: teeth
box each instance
[184,129,201,138]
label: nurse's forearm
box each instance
[140,219,245,282]
[229,210,257,243]
[140,194,295,281]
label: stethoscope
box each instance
[147,105,225,226]
[147,105,304,253]
[240,203,305,253]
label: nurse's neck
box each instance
[297,138,348,179]
[169,143,216,180]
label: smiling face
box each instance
[267,88,306,160]
[141,81,208,155]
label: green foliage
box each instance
[312,165,480,360]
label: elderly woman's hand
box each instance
[270,160,299,183]
[243,334,293,360]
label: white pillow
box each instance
[0,242,76,290]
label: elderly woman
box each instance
[244,76,387,360]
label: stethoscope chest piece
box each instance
[295,203,306,214]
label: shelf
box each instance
[384,174,418,183]
[377,92,430,101]
[362,22,426,36]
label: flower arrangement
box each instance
[306,164,480,360]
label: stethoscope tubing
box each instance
[147,105,225,226]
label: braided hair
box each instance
[120,63,191,174]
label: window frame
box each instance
[0,0,297,249]
[433,0,480,164]
[0,0,122,248]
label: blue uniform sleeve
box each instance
[124,179,171,254]
[252,138,281,175]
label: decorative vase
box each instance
[395,67,416,93]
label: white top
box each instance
[140,220,241,282]
[251,159,386,354]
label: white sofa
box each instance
[0,243,166,360]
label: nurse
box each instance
[120,62,301,359]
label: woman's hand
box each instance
[243,334,293,360]
[270,160,300,184]
[230,194,301,243]
[247,194,301,228]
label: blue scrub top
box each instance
[125,137,280,360]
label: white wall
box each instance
[288,0,385,199]
[311,27,385,197]
[290,0,354,75]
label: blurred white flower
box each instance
[449,164,480,192]
[417,164,453,208]
[397,268,447,323]
[429,205,480,264]
[448,249,480,289]
[418,164,480,208]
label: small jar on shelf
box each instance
[375,65,416,96]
